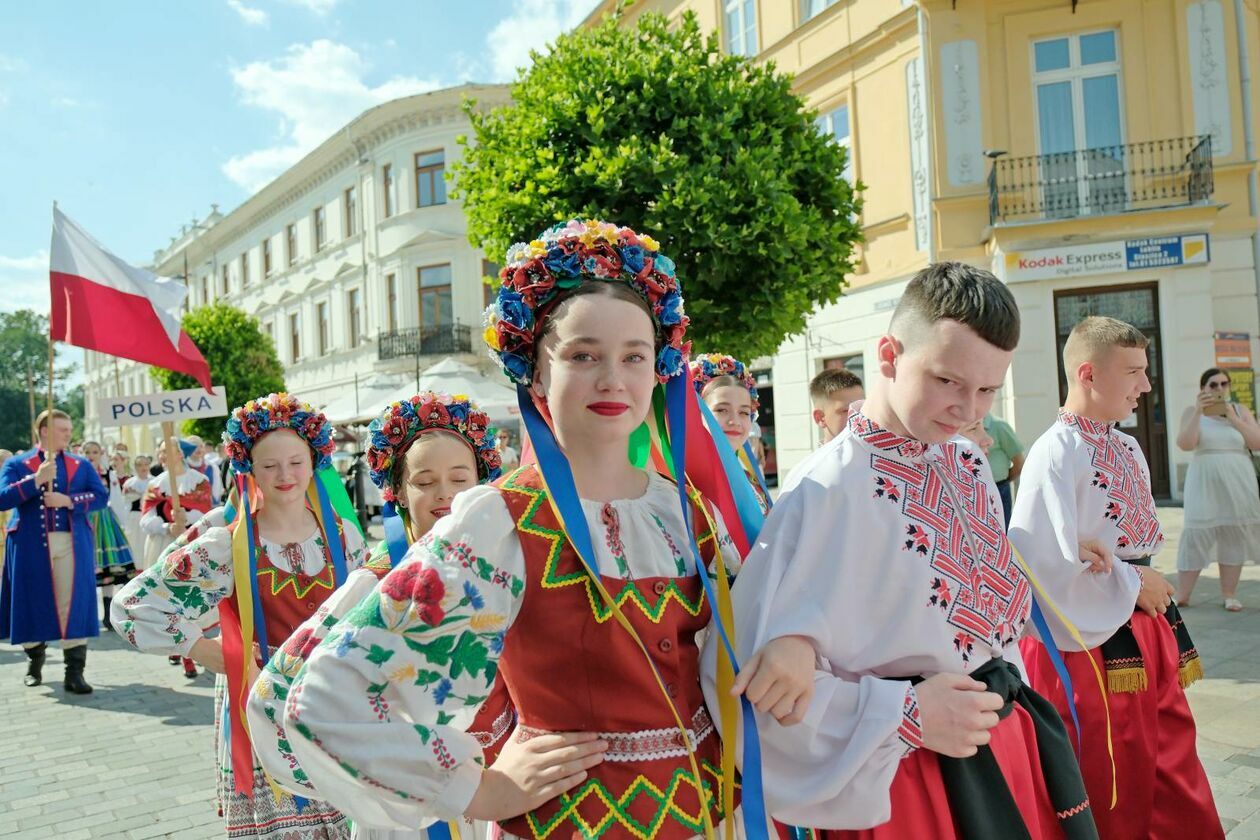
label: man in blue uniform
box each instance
[0,409,108,694]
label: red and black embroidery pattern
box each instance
[849,410,1032,667]
[1059,410,1164,555]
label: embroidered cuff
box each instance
[72,492,94,510]
[14,474,38,500]
[897,684,923,754]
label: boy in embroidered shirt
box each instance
[706,262,1097,838]
[1012,315,1222,839]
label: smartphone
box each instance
[1204,394,1230,417]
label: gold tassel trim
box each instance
[1107,667,1148,694]
[1179,657,1204,689]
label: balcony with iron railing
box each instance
[988,135,1214,225]
[377,323,473,361]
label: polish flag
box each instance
[49,207,213,391]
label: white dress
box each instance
[1178,413,1260,570]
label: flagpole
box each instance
[26,365,37,447]
[47,200,56,430]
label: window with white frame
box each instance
[724,0,757,57]
[1031,29,1125,216]
[816,104,854,184]
[801,0,835,24]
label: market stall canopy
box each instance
[388,357,521,426]
[320,373,409,424]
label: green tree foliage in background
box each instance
[151,303,285,441]
[453,10,863,359]
[0,310,83,449]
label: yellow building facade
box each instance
[588,0,1260,497]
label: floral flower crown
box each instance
[483,219,690,385]
[690,353,760,415]
[366,392,502,501]
[222,393,335,474]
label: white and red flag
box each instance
[49,206,212,391]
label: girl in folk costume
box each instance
[249,392,514,840]
[141,438,213,570]
[279,220,789,840]
[82,441,139,631]
[690,354,771,516]
[141,437,215,677]
[114,393,369,840]
[121,453,152,566]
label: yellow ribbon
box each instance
[1011,547,1117,808]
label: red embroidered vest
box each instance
[496,465,729,840]
[255,537,339,649]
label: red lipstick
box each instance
[587,402,630,416]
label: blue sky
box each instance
[0,0,601,323]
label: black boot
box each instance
[63,646,93,694]
[102,596,113,632]
[23,643,46,687]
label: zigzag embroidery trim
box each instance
[500,468,711,624]
[524,760,725,840]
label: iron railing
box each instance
[377,323,472,360]
[988,135,1214,224]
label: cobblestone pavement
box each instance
[1,511,1257,838]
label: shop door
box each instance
[1053,282,1169,497]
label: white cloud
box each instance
[486,0,602,82]
[0,250,50,313]
[227,0,269,26]
[280,0,340,14]
[222,40,441,192]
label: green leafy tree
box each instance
[151,303,285,440]
[0,310,81,450]
[453,10,862,359]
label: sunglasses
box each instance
[1207,381,1231,389]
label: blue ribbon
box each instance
[425,822,453,840]
[382,501,410,568]
[518,383,768,838]
[1027,596,1083,752]
[695,397,767,541]
[664,376,769,840]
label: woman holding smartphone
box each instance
[1175,367,1260,609]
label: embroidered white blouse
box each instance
[281,470,742,833]
[113,509,369,656]
[1008,410,1154,651]
[701,405,1032,829]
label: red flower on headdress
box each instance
[380,564,446,627]
[382,415,410,445]
[271,399,294,424]
[418,402,451,428]
[366,446,390,473]
[482,448,502,472]
[241,414,261,438]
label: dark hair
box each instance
[891,262,1020,351]
[810,368,863,400]
[1201,367,1229,389]
[539,281,657,344]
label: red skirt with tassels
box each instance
[1020,614,1223,840]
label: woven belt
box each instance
[516,705,714,763]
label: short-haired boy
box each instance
[707,263,1096,838]
[1012,316,1221,839]
[809,367,865,444]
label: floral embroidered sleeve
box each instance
[248,558,390,796]
[113,525,236,656]
[284,486,526,831]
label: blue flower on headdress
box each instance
[658,291,683,326]
[620,244,647,276]
[653,253,676,279]
[503,352,531,383]
[497,290,533,332]
[543,246,582,279]
[656,345,684,379]
[446,401,470,424]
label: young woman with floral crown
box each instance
[277,220,804,840]
[113,393,369,840]
[690,354,772,517]
[247,391,515,840]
